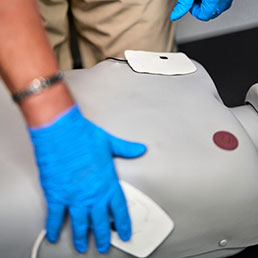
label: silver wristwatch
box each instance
[12,71,64,104]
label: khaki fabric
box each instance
[38,0,73,70]
[37,0,177,69]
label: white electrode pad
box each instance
[125,50,197,75]
[111,181,174,258]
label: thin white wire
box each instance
[31,229,46,258]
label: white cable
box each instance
[31,229,46,258]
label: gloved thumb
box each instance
[170,0,194,22]
[109,135,147,159]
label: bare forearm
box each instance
[0,0,74,127]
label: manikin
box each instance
[0,52,258,258]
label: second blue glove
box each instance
[170,0,233,22]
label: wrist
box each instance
[12,71,64,104]
[20,81,75,127]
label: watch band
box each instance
[12,71,64,104]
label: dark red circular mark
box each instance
[213,131,238,151]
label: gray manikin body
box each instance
[0,59,258,258]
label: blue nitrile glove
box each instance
[170,0,233,22]
[29,104,147,253]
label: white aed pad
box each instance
[125,50,197,75]
[111,181,174,258]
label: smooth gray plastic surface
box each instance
[1,59,258,258]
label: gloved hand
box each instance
[170,0,233,22]
[29,104,147,253]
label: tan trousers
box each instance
[38,0,177,70]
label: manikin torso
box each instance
[0,57,258,258]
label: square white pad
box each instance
[125,50,197,75]
[111,181,174,258]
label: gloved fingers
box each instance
[170,0,194,22]
[189,0,215,21]
[191,0,233,21]
[46,202,65,243]
[190,3,208,21]
[110,186,131,241]
[91,204,111,253]
[69,206,89,253]
[109,135,147,159]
